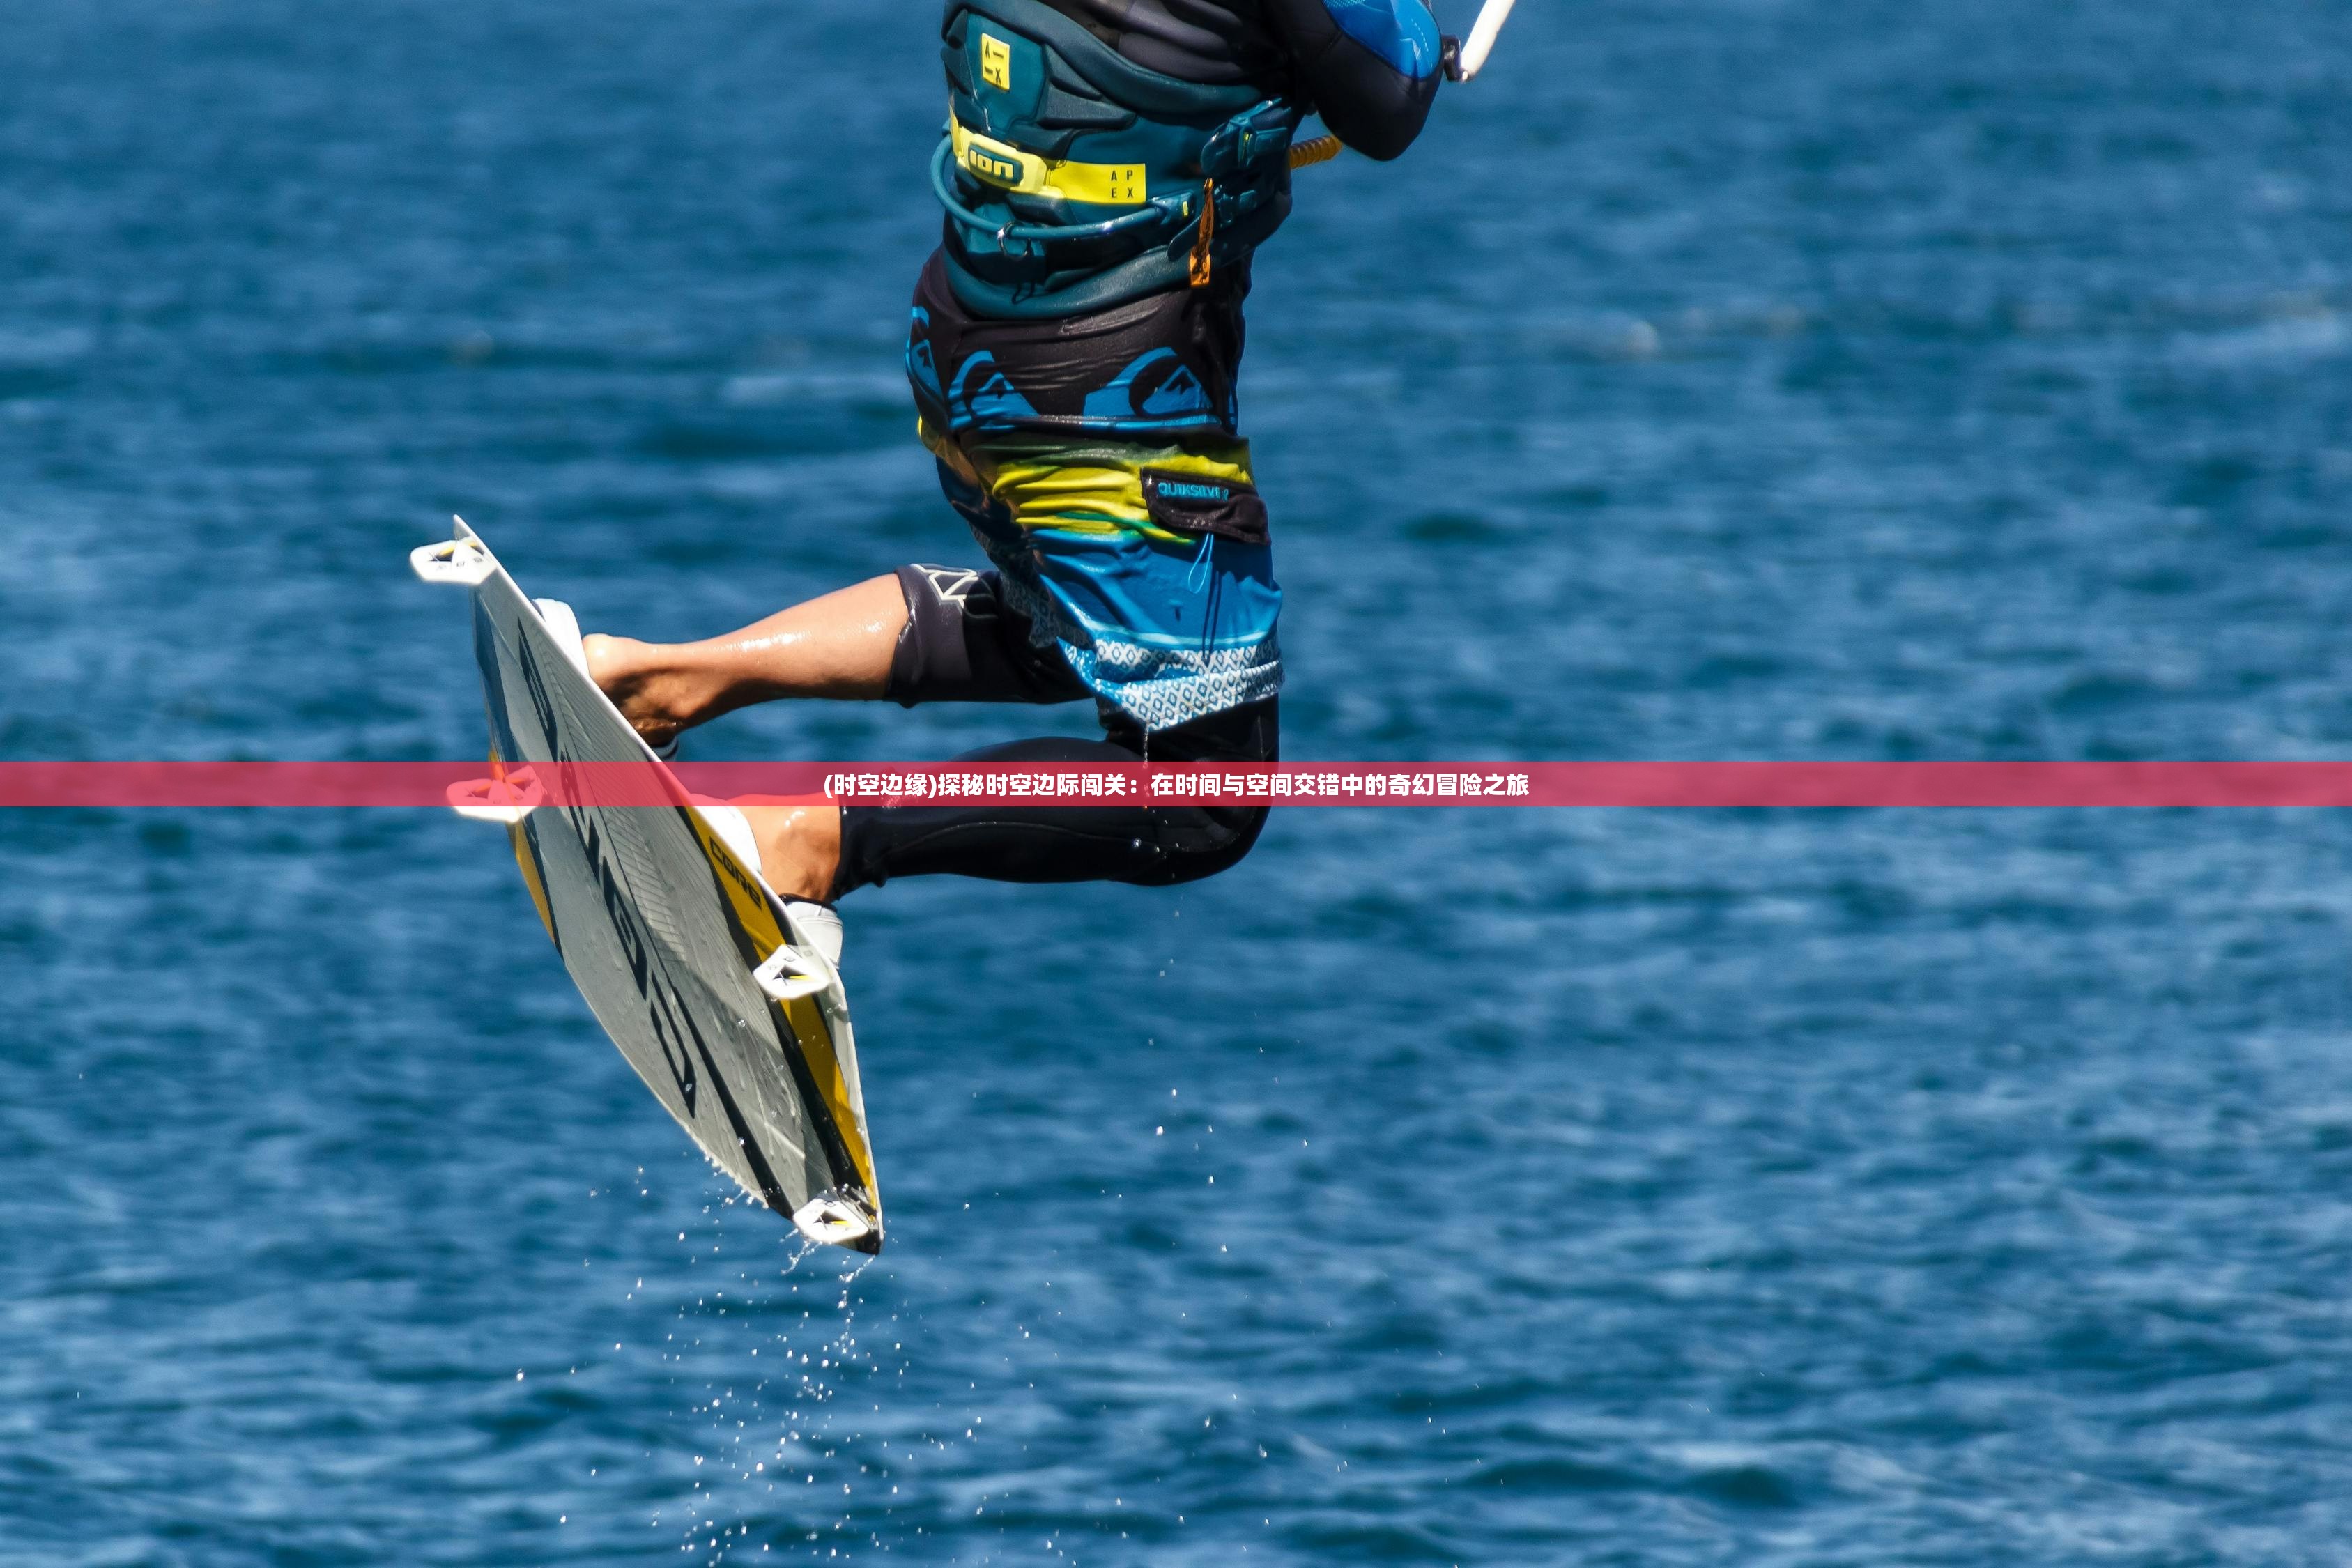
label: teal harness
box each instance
[935,0,1304,317]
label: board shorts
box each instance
[919,420,1283,732]
[907,249,1282,732]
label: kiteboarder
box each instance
[584,0,1447,919]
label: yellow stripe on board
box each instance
[488,741,558,944]
[507,820,558,944]
[684,811,879,1208]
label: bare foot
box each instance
[583,633,703,750]
[737,802,843,902]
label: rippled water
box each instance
[9,0,2352,1562]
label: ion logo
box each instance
[962,143,1022,187]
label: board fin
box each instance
[793,1189,881,1253]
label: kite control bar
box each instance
[1445,0,1516,82]
[1289,0,1519,169]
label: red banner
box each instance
[6,760,2352,808]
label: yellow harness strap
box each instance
[950,119,1147,208]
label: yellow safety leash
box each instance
[1288,134,1344,171]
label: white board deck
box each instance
[413,520,882,1253]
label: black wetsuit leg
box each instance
[830,564,1277,896]
[833,700,1275,894]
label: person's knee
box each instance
[1125,804,1268,887]
[1185,804,1271,883]
[1118,697,1278,886]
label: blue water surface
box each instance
[9,1,2352,1562]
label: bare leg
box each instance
[583,575,907,902]
[740,801,843,903]
[582,574,908,745]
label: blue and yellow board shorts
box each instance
[919,419,1283,733]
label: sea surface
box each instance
[8,1,2352,1562]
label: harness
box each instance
[935,0,1303,317]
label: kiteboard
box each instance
[410,518,882,1253]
